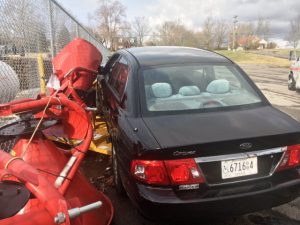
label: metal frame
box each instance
[49,0,104,55]
[194,147,286,163]
[195,146,287,187]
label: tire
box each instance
[112,144,126,195]
[288,74,296,91]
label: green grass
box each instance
[216,50,290,68]
[263,48,300,56]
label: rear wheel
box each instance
[112,144,126,195]
[288,73,296,91]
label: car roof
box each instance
[123,46,231,67]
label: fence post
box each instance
[48,0,56,58]
[37,54,46,95]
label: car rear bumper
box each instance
[128,172,300,221]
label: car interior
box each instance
[143,65,261,111]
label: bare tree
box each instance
[2,0,35,40]
[255,17,269,40]
[236,22,258,50]
[157,20,183,46]
[94,0,127,50]
[214,20,228,49]
[286,15,300,50]
[237,22,255,37]
[1,0,48,52]
[119,21,132,38]
[201,17,215,50]
[132,17,151,46]
[51,8,75,52]
[56,25,71,51]
[157,20,197,47]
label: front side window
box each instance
[141,64,263,113]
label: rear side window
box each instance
[108,58,121,87]
[115,57,129,96]
[108,56,129,97]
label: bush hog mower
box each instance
[0,39,113,225]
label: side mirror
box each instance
[98,65,105,75]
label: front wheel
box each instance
[288,74,296,91]
[112,144,126,195]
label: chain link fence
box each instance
[0,0,110,104]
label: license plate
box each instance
[221,157,258,179]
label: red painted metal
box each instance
[0,39,113,225]
[53,38,102,91]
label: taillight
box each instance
[288,145,300,166]
[164,158,204,185]
[130,158,204,186]
[131,160,169,185]
[276,144,300,171]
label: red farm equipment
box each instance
[0,38,113,225]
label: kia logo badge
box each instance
[240,142,252,150]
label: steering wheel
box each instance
[202,100,224,108]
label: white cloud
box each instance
[59,0,300,38]
[145,0,227,29]
[141,0,300,38]
[57,0,99,25]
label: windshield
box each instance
[141,64,263,113]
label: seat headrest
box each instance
[151,83,172,98]
[178,86,201,96]
[206,79,230,94]
[145,85,152,98]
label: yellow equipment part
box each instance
[46,116,112,156]
[90,116,112,155]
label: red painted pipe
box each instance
[0,151,70,225]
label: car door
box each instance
[100,54,120,128]
[101,54,129,139]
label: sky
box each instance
[57,0,300,47]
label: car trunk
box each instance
[141,105,300,184]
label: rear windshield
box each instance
[140,64,263,113]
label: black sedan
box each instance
[99,46,300,221]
